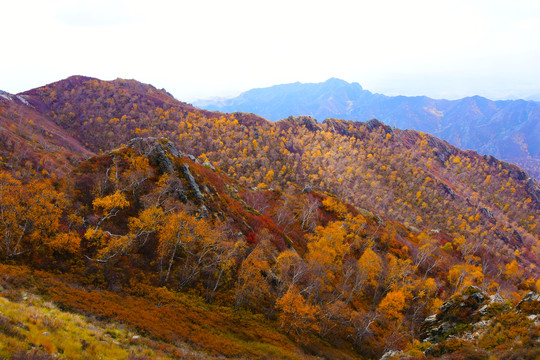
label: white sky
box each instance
[1,0,540,101]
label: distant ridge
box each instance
[196,78,540,179]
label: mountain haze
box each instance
[196,78,540,179]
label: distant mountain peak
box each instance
[324,77,348,84]
[322,77,363,90]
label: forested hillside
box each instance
[0,76,537,359]
[196,78,540,179]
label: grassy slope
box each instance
[0,264,357,360]
[0,294,175,360]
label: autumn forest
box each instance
[0,76,538,359]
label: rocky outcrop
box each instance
[512,229,524,244]
[517,291,540,314]
[182,164,203,201]
[485,155,529,181]
[421,286,489,343]
[202,161,215,171]
[127,137,180,174]
[285,116,322,132]
[479,207,495,222]
[441,184,457,199]
[127,137,205,203]
[526,178,540,210]
[380,350,407,360]
[323,118,354,136]
[365,118,393,134]
[421,288,540,358]
[0,90,12,102]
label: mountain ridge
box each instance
[195,78,540,179]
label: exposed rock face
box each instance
[519,292,540,304]
[441,184,456,199]
[365,118,393,134]
[427,137,453,165]
[127,137,181,174]
[512,229,524,244]
[421,286,488,343]
[202,161,215,171]
[380,350,407,359]
[323,118,348,135]
[421,288,540,358]
[527,178,540,210]
[285,116,322,132]
[182,164,203,201]
[0,90,12,101]
[517,291,540,314]
[479,207,495,222]
[126,137,205,203]
[485,155,529,181]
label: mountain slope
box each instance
[195,78,540,178]
[0,136,437,359]
[0,75,538,358]
[16,76,539,278]
[0,134,537,359]
[0,89,93,177]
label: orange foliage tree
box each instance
[0,171,66,258]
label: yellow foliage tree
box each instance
[264,170,275,184]
[307,222,348,293]
[322,197,348,219]
[504,260,523,282]
[378,290,406,322]
[235,238,273,311]
[84,190,130,260]
[276,285,320,336]
[274,250,305,294]
[158,210,217,285]
[358,247,383,289]
[448,263,484,293]
[385,253,414,292]
[0,172,66,257]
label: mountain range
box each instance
[195,78,540,179]
[0,76,538,359]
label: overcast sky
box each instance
[1,0,540,101]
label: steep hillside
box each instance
[0,137,435,358]
[1,136,537,359]
[20,77,540,278]
[195,78,540,177]
[0,89,92,178]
